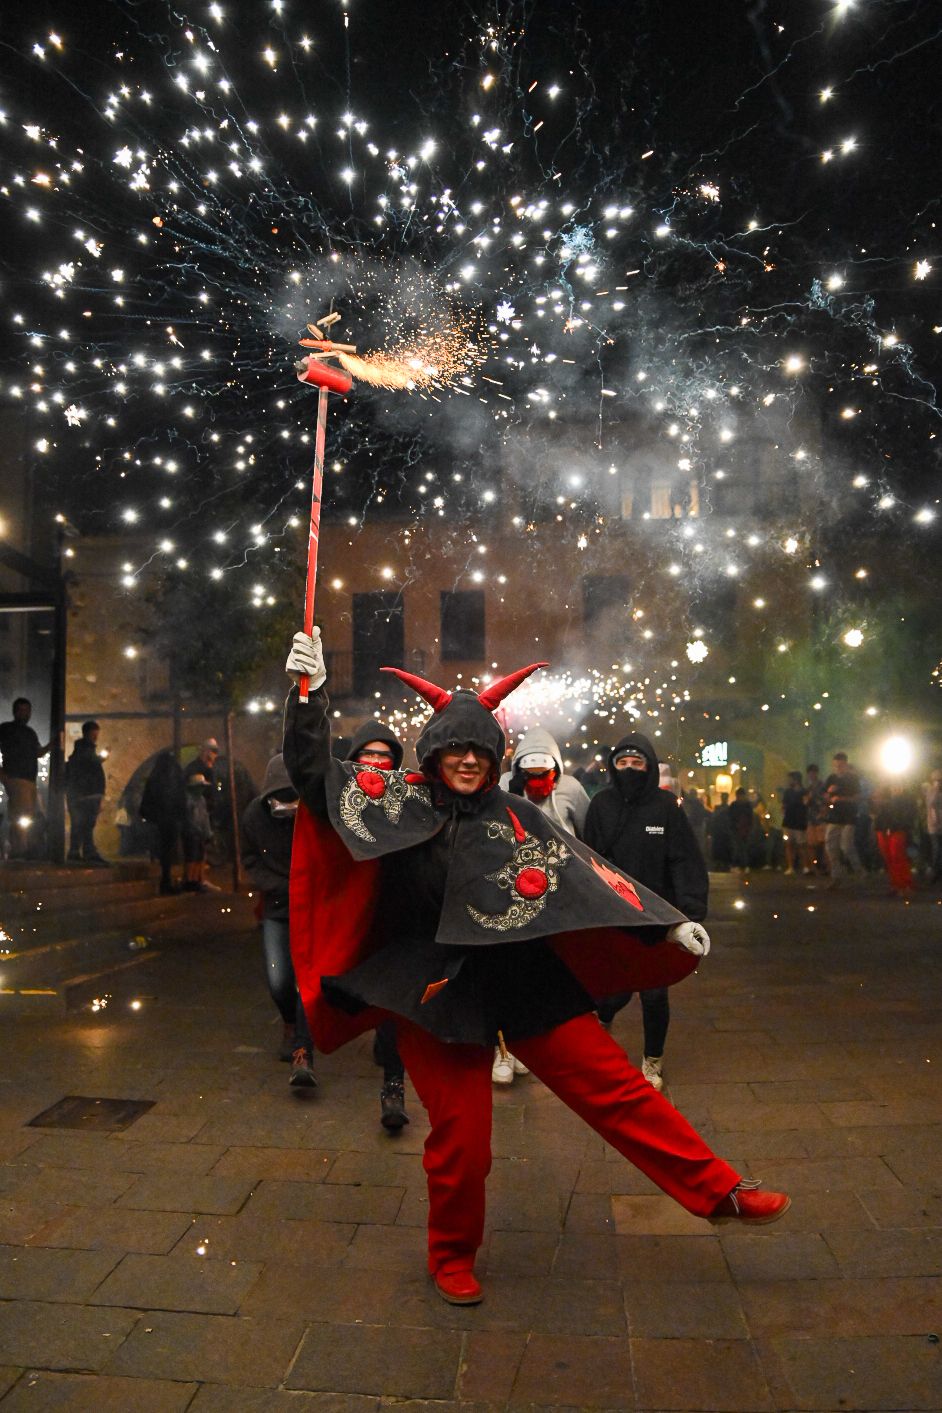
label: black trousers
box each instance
[372,1018,405,1083]
[596,987,670,1056]
[68,797,101,859]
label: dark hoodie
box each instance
[582,732,708,921]
[245,728,404,919]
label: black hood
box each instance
[345,719,404,769]
[608,732,661,803]
[415,690,504,771]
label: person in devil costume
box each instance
[283,630,790,1306]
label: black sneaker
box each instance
[289,1047,318,1088]
[380,1080,409,1131]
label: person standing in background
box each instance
[780,771,809,876]
[0,698,50,859]
[824,752,863,885]
[923,769,942,884]
[182,739,219,891]
[872,782,917,897]
[140,750,187,895]
[65,721,107,865]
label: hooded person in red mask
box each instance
[491,726,591,1084]
[342,719,410,1131]
[283,629,790,1307]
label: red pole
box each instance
[299,384,328,704]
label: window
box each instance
[440,589,485,661]
[352,591,404,696]
[582,574,631,629]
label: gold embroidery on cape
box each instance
[467,817,571,931]
[338,770,432,844]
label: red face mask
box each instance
[355,752,394,772]
[524,771,556,801]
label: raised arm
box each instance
[282,629,332,817]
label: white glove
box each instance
[285,627,326,690]
[667,921,711,958]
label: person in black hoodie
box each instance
[65,721,108,864]
[140,750,187,894]
[340,719,411,1132]
[242,754,317,1088]
[582,733,709,1092]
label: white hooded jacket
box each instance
[499,726,590,838]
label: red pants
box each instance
[397,1012,740,1275]
[877,830,913,892]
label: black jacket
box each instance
[140,753,186,829]
[241,755,299,920]
[65,739,106,800]
[582,733,708,922]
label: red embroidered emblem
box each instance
[590,855,644,910]
[421,978,450,1004]
[515,866,548,899]
[404,772,426,785]
[355,770,387,799]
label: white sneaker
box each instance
[641,1055,665,1091]
[511,1055,529,1076]
[491,1049,514,1085]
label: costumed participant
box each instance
[342,720,411,1133]
[492,726,590,1084]
[284,630,790,1307]
[241,755,316,1087]
[583,735,708,1093]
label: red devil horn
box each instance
[477,662,549,711]
[380,666,453,712]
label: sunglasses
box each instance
[356,749,394,763]
[440,742,488,758]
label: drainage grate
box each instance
[27,1095,156,1132]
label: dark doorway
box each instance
[352,591,405,696]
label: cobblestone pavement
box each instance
[0,871,940,1411]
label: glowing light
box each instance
[842,628,864,648]
[879,735,915,776]
[686,640,709,663]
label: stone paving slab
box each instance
[508,1333,634,1408]
[632,1336,773,1411]
[190,1390,382,1412]
[741,1274,942,1338]
[0,1246,121,1303]
[760,1334,942,1410]
[0,1301,139,1371]
[102,1311,305,1386]
[286,1322,463,1400]
[116,1172,256,1215]
[0,1370,198,1410]
[89,1252,264,1314]
[25,1206,194,1254]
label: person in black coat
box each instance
[242,754,317,1088]
[582,732,709,1092]
[140,750,187,894]
[65,721,108,865]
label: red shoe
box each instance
[433,1267,484,1305]
[710,1181,791,1225]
